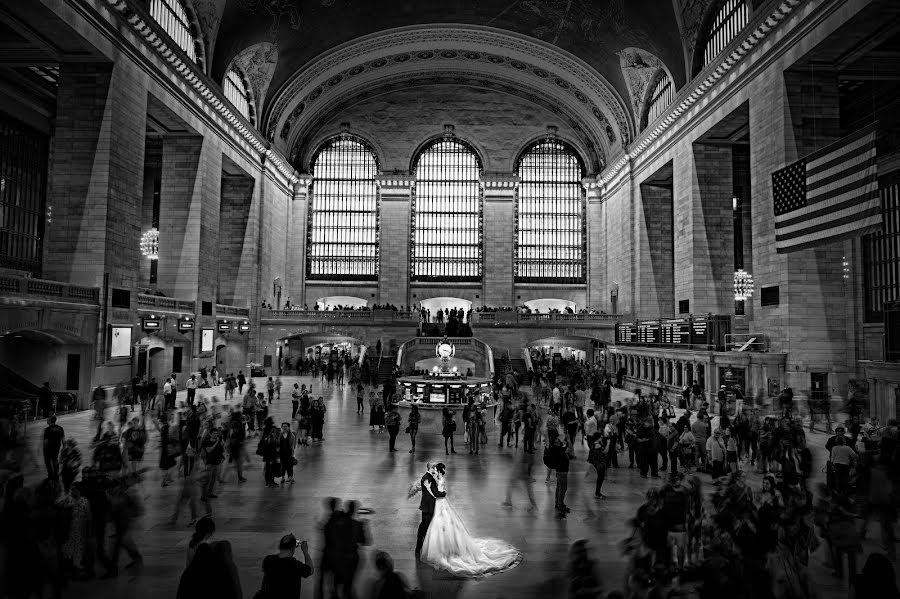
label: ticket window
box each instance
[428,387,448,404]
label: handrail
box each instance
[357,345,367,366]
[521,347,533,372]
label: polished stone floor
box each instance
[16,376,889,598]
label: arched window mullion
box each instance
[224,66,253,125]
[307,136,379,281]
[702,0,749,69]
[514,140,585,284]
[150,0,198,64]
[411,139,483,282]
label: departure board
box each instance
[637,321,660,344]
[690,316,709,346]
[617,322,637,344]
[661,318,691,346]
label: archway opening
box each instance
[418,297,472,321]
[523,298,576,313]
[527,336,602,369]
[0,329,93,413]
[316,296,369,310]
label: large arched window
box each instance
[224,66,253,124]
[702,0,749,68]
[306,136,379,280]
[150,0,198,63]
[643,71,676,130]
[515,140,585,283]
[411,139,483,282]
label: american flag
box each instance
[772,125,880,253]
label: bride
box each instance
[418,465,521,577]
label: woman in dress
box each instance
[57,481,91,579]
[419,466,521,577]
[407,404,421,453]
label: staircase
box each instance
[506,357,530,385]
[0,363,78,415]
[376,355,395,384]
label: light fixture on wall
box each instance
[140,228,160,260]
[733,269,754,301]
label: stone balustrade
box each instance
[216,303,250,317]
[263,309,418,322]
[0,274,99,304]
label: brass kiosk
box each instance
[395,337,495,433]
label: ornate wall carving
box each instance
[232,43,278,116]
[617,47,668,125]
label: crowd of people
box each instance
[3,349,900,599]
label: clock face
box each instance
[438,343,453,358]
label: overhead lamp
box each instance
[140,228,160,260]
[733,269,754,301]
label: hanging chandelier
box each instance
[140,228,160,260]
[733,269,754,301]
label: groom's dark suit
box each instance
[415,472,446,556]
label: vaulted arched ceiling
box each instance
[265,25,638,172]
[211,0,688,105]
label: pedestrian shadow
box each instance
[413,560,466,598]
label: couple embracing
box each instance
[412,462,521,577]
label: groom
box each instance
[415,463,446,560]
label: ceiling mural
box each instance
[190,0,227,60]
[231,42,278,115]
[235,0,301,38]
[617,47,668,122]
[677,0,716,67]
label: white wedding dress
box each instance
[420,475,521,577]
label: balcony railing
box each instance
[264,309,418,322]
[472,311,619,325]
[216,303,250,317]
[136,294,195,313]
[0,274,100,304]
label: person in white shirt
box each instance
[584,409,599,444]
[186,374,198,406]
[552,385,561,406]
[574,388,587,421]
[830,435,857,495]
[163,379,174,410]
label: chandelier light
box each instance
[733,269,754,301]
[140,228,160,260]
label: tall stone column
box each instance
[218,173,257,305]
[287,176,312,305]
[673,144,735,315]
[482,174,519,307]
[636,181,674,318]
[585,181,606,310]
[376,175,414,306]
[44,62,146,290]
[157,134,221,301]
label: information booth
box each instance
[395,337,495,433]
